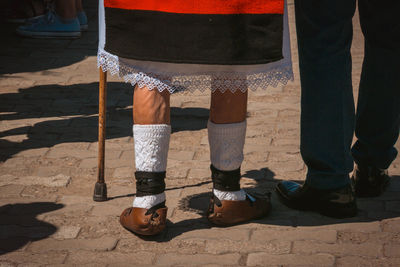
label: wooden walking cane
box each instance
[93,67,108,201]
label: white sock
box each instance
[132,192,166,209]
[213,188,247,201]
[132,124,170,208]
[208,120,247,201]
[133,124,170,172]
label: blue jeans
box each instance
[295,0,400,189]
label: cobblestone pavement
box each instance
[1,1,399,266]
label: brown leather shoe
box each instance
[207,194,271,226]
[120,202,167,236]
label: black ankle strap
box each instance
[135,171,166,197]
[210,164,241,192]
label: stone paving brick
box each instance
[251,229,337,243]
[168,150,195,161]
[271,137,299,147]
[155,252,241,266]
[34,166,61,177]
[117,238,206,254]
[336,256,400,267]
[299,221,382,233]
[51,226,81,240]
[192,150,210,161]
[247,253,335,267]
[46,149,95,159]
[0,185,24,198]
[187,168,210,180]
[108,184,135,199]
[199,135,208,145]
[382,218,400,233]
[174,228,251,241]
[0,251,68,265]
[58,195,93,205]
[337,231,369,244]
[0,261,15,267]
[167,165,189,179]
[104,150,123,160]
[89,141,132,152]
[14,148,49,158]
[65,251,155,265]
[367,232,400,244]
[205,239,291,255]
[292,240,383,257]
[79,157,98,169]
[52,142,90,151]
[43,203,92,218]
[106,158,133,168]
[28,237,118,252]
[91,204,120,217]
[113,166,134,179]
[383,243,400,257]
[0,174,71,187]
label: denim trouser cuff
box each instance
[306,173,351,190]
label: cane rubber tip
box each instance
[93,182,108,201]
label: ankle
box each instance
[214,188,246,201]
[133,192,166,209]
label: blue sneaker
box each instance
[16,11,81,38]
[77,11,88,31]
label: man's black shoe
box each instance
[351,164,390,198]
[276,181,357,218]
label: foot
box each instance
[351,164,390,197]
[207,193,271,226]
[276,181,357,218]
[120,202,167,236]
[16,11,81,38]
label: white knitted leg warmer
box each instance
[208,120,247,201]
[132,124,170,209]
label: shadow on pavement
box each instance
[0,202,64,254]
[107,180,212,201]
[134,169,400,242]
[0,82,209,161]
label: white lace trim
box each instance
[97,0,293,94]
[98,49,293,94]
[133,124,171,172]
[208,120,246,171]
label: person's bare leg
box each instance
[55,0,76,19]
[208,89,248,199]
[210,90,247,124]
[131,85,171,207]
[120,85,171,235]
[133,85,171,125]
[207,88,270,226]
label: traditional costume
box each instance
[98,0,293,235]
